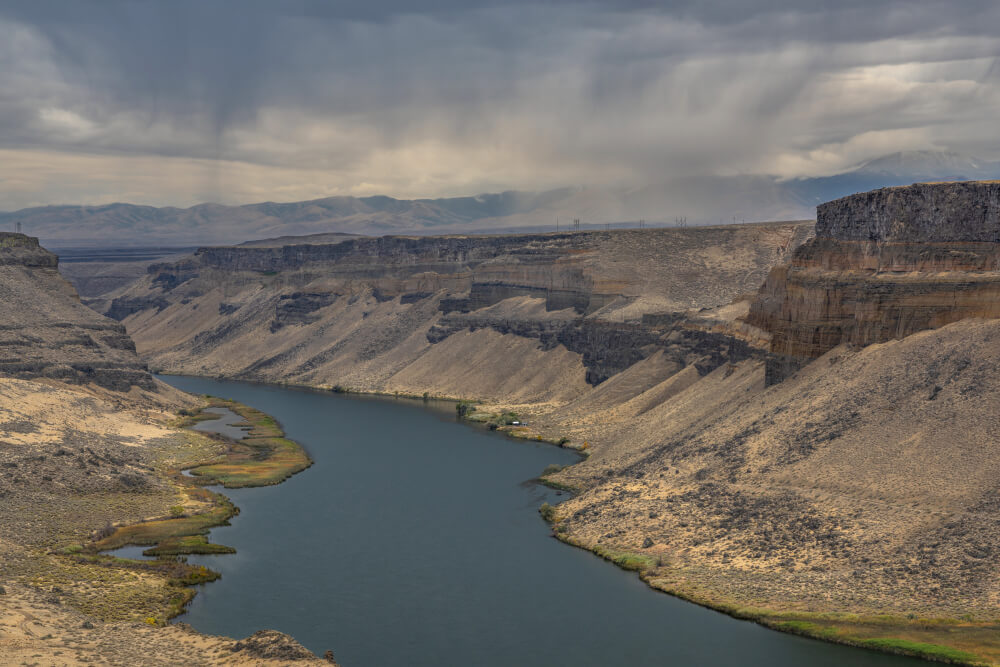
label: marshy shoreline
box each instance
[82,394,314,623]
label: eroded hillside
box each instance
[105,186,1000,663]
[0,234,154,391]
[107,223,811,404]
[0,233,326,665]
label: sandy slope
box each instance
[542,319,1000,619]
[0,376,329,666]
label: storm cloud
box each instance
[1,0,998,209]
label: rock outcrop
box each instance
[747,182,1000,383]
[0,233,155,391]
[816,180,1000,242]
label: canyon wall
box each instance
[104,223,811,402]
[748,182,1000,383]
[0,233,155,391]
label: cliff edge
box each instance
[748,181,1000,383]
[0,232,155,391]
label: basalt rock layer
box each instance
[0,233,155,391]
[816,180,1000,242]
[747,182,1000,383]
[103,223,811,400]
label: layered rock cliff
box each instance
[0,233,155,391]
[747,181,1000,383]
[102,223,811,400]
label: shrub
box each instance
[539,503,556,522]
[95,521,116,541]
[456,401,474,418]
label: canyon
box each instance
[96,182,1000,663]
[3,180,1000,664]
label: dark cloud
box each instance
[0,0,997,208]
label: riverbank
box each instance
[156,372,1000,666]
[89,396,313,611]
[0,377,329,665]
[545,525,996,666]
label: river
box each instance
[158,375,923,667]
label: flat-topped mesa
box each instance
[748,182,1000,384]
[0,232,59,267]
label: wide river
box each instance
[158,376,922,666]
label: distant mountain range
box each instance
[3,151,998,247]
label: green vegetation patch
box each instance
[538,476,579,493]
[142,534,236,556]
[185,397,313,487]
[46,553,220,623]
[75,395,313,623]
[857,639,984,664]
[774,620,841,640]
[93,492,236,551]
[591,545,658,572]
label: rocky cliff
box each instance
[747,181,1000,383]
[0,233,155,391]
[103,223,811,400]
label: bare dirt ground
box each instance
[0,377,328,666]
[0,584,323,666]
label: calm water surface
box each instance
[159,375,922,667]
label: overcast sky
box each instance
[1,0,997,210]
